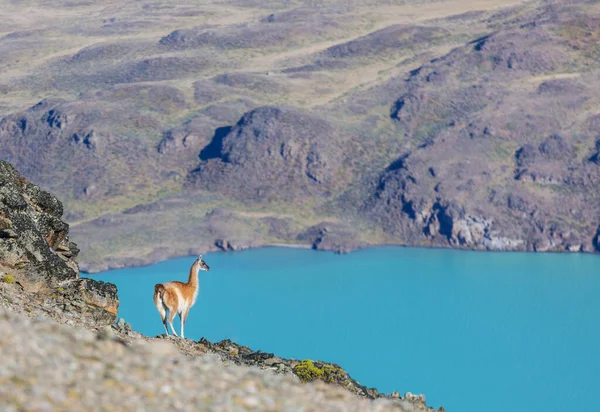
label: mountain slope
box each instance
[3,0,600,269]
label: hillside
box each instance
[1,0,600,270]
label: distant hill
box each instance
[1,0,600,270]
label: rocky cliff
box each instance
[0,160,118,325]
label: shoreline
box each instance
[79,238,599,274]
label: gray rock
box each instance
[0,161,119,325]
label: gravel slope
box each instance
[0,305,431,412]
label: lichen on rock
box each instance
[293,359,348,385]
[1,274,15,284]
[0,160,119,325]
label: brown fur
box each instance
[153,257,209,338]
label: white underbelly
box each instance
[174,288,187,313]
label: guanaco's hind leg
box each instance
[160,311,169,335]
[167,308,178,337]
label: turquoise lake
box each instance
[87,246,600,412]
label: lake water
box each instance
[87,246,600,412]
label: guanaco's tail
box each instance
[154,284,167,324]
[154,283,165,301]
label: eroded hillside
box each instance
[1,0,599,270]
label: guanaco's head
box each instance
[196,255,210,271]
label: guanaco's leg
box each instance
[180,308,190,339]
[167,308,178,337]
[163,317,169,335]
[161,311,169,335]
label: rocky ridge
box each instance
[0,303,436,412]
[0,160,118,325]
[0,280,438,412]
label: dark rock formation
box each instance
[187,106,353,202]
[514,134,574,183]
[0,161,118,325]
[297,222,365,254]
[214,238,245,251]
[157,116,215,169]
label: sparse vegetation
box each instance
[293,360,348,385]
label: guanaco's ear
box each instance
[198,254,203,260]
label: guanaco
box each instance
[153,255,210,338]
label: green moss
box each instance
[293,360,348,385]
[1,275,15,284]
[294,360,324,382]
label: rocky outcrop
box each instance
[364,149,572,253]
[60,278,119,325]
[196,338,375,395]
[0,161,118,325]
[514,134,575,183]
[214,238,249,251]
[187,106,354,202]
[297,222,366,254]
[188,338,435,409]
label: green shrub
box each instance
[1,275,15,284]
[293,360,347,384]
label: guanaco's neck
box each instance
[187,261,200,289]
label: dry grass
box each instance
[11,0,592,267]
[0,0,536,113]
